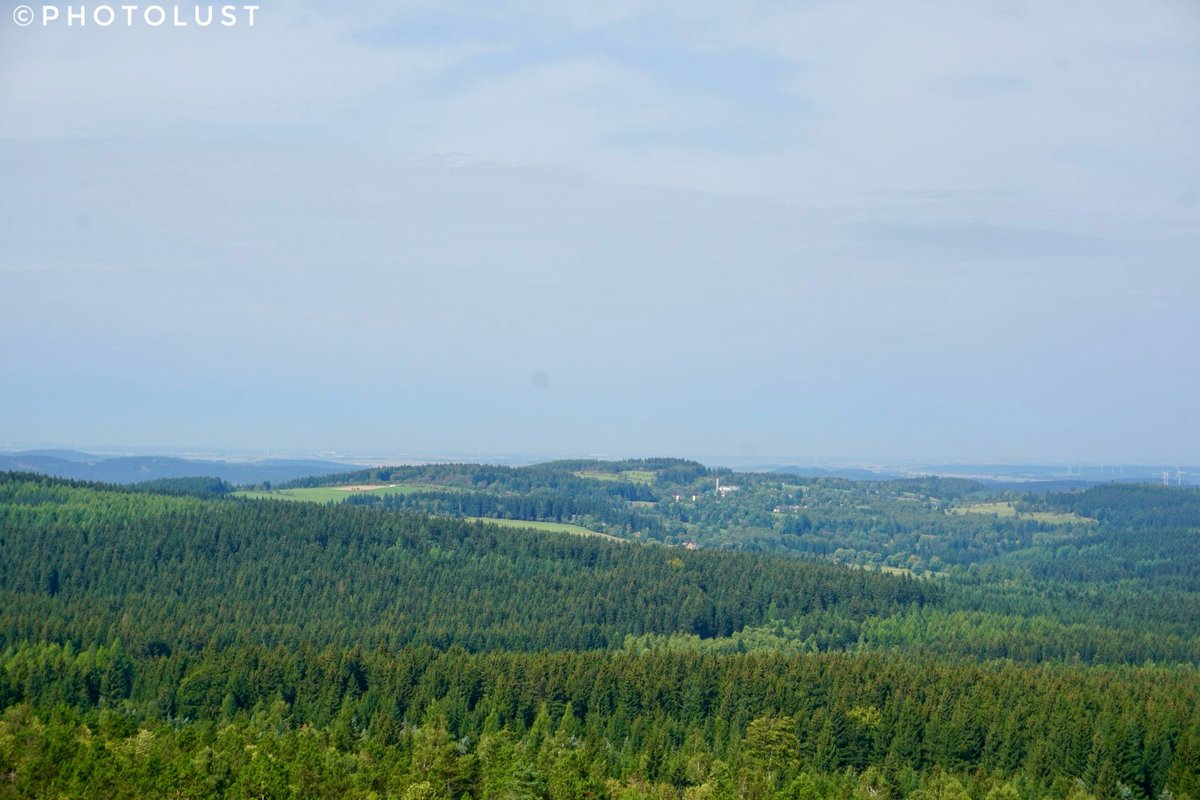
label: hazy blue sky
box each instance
[2,1,1198,462]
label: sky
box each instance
[1,1,1198,463]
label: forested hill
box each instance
[0,473,934,654]
[265,460,1200,585]
[0,451,356,485]
[280,458,709,491]
[1024,482,1200,528]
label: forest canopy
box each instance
[1,469,1198,799]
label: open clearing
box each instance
[234,484,439,504]
[951,500,1091,525]
[574,469,656,485]
[465,517,623,540]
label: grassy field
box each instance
[464,517,623,540]
[234,484,437,504]
[574,470,619,482]
[951,500,1091,525]
[952,501,1019,517]
[574,469,656,485]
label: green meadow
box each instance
[465,516,623,540]
[233,483,433,504]
[950,499,1091,524]
[574,469,656,485]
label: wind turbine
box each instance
[1163,470,1170,486]
[1178,467,1186,487]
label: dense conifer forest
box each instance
[2,468,1199,798]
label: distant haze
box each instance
[2,2,1197,462]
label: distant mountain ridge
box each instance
[772,465,911,481]
[0,451,360,486]
[773,463,1199,487]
